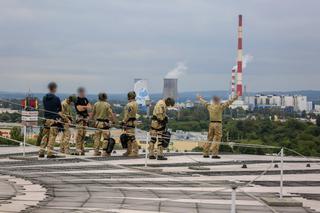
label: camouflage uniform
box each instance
[39,119,59,156]
[199,96,238,156]
[60,99,73,154]
[92,100,113,156]
[149,99,168,157]
[122,100,138,157]
[75,97,90,155]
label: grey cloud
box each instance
[0,0,319,93]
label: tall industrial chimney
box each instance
[236,14,243,97]
[163,78,178,101]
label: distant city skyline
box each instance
[0,0,319,94]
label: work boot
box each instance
[203,155,209,158]
[211,155,221,159]
[94,150,101,156]
[128,141,139,157]
[102,152,110,157]
[123,142,132,156]
[157,155,168,160]
[149,155,156,159]
[38,153,45,158]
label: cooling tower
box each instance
[163,78,178,100]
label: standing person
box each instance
[197,94,238,159]
[121,91,139,157]
[39,82,62,158]
[75,87,91,155]
[92,93,115,156]
[149,97,175,160]
[60,95,76,154]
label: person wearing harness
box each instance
[197,94,238,159]
[60,95,76,154]
[92,92,115,157]
[149,97,175,160]
[121,91,139,157]
[39,82,62,158]
[75,87,91,155]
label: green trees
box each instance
[10,126,23,141]
[316,115,320,127]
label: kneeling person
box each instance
[149,97,175,160]
[92,93,115,157]
[122,91,139,157]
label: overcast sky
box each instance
[0,0,319,94]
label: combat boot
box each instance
[157,146,167,160]
[128,141,139,157]
[157,155,168,160]
[148,143,156,159]
[102,152,110,157]
[122,142,132,156]
[94,150,101,156]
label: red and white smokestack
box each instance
[236,14,243,97]
[231,68,236,96]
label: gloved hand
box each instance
[119,121,125,127]
[162,116,168,124]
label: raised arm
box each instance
[196,95,209,109]
[222,95,238,109]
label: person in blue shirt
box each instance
[39,82,62,158]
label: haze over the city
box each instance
[0,0,319,94]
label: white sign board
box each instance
[21,110,38,122]
[134,79,150,106]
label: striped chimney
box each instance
[236,14,243,97]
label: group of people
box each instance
[39,81,238,160]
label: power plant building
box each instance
[245,95,309,112]
[163,78,178,100]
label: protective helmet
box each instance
[165,97,175,107]
[68,94,77,103]
[127,91,136,100]
[98,92,107,101]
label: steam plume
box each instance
[165,62,187,79]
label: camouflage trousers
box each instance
[75,120,87,154]
[203,122,222,156]
[149,123,166,157]
[39,120,58,156]
[124,127,138,156]
[94,121,110,152]
[60,124,71,154]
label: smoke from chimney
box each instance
[165,62,187,79]
[232,54,253,70]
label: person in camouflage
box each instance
[149,97,175,160]
[92,93,115,157]
[121,91,139,157]
[197,94,238,159]
[60,95,76,154]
